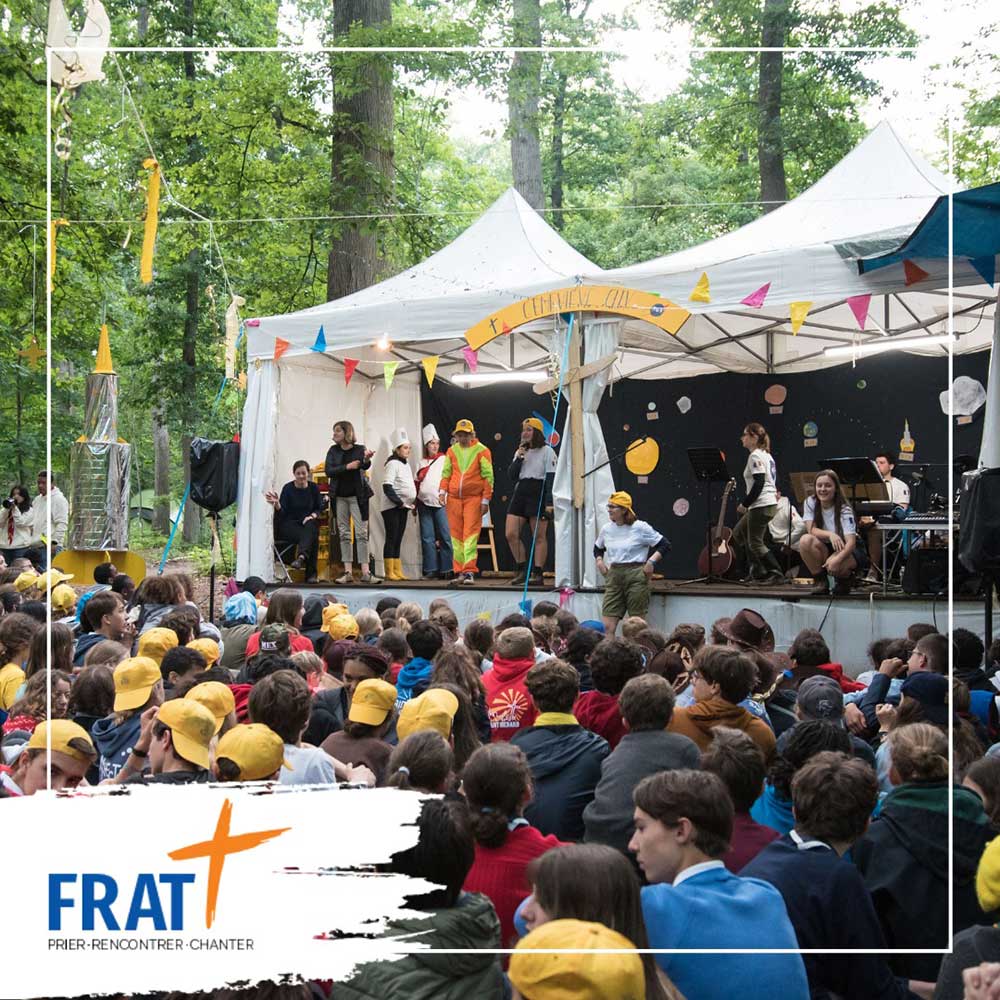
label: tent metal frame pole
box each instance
[767,331,774,374]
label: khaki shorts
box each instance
[602,563,650,619]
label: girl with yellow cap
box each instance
[506,418,557,586]
[595,492,670,635]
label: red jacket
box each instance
[818,662,865,693]
[244,631,314,661]
[483,654,537,741]
[229,683,253,723]
[573,690,627,748]
[463,824,566,951]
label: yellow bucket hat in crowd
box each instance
[608,490,635,516]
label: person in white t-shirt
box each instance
[732,423,784,585]
[800,469,861,596]
[415,424,453,580]
[506,418,557,586]
[862,451,912,583]
[594,491,670,635]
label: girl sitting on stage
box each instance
[800,469,864,596]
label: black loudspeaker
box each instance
[190,438,239,512]
[901,547,947,595]
[960,468,1000,574]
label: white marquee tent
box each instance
[237,121,995,582]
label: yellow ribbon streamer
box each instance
[49,218,69,290]
[140,157,161,284]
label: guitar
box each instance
[697,478,738,577]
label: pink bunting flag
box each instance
[741,283,771,308]
[245,318,260,327]
[462,346,479,372]
[273,338,290,360]
[344,358,359,386]
[846,294,871,330]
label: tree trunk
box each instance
[757,0,789,213]
[327,0,394,300]
[549,68,567,230]
[508,0,543,210]
[152,403,170,534]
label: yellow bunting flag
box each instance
[140,157,161,284]
[789,301,812,334]
[689,272,711,304]
[421,356,439,387]
[274,338,290,360]
[384,361,399,390]
[49,218,69,290]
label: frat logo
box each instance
[488,688,530,729]
[48,799,289,932]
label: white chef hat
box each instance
[422,423,439,444]
[389,428,410,452]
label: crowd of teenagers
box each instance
[2,556,998,998]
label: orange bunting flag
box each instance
[789,301,812,334]
[689,272,711,304]
[274,338,290,360]
[421,356,439,387]
[140,157,161,284]
[344,358,359,386]
[903,259,930,286]
[384,361,399,390]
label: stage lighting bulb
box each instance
[376,334,391,351]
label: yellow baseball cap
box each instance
[27,720,96,763]
[37,568,74,591]
[13,571,39,593]
[453,419,475,435]
[977,834,1000,911]
[184,681,235,734]
[187,637,221,667]
[509,920,645,1000]
[324,612,359,641]
[215,724,291,781]
[50,583,77,613]
[155,699,216,770]
[113,656,162,712]
[348,679,397,726]
[137,627,179,666]
[524,417,544,433]
[397,688,459,742]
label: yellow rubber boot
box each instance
[395,558,409,581]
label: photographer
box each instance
[0,486,33,564]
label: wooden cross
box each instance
[533,339,616,509]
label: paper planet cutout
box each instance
[676,396,692,414]
[547,431,561,447]
[764,384,787,405]
[625,437,660,476]
[673,498,690,517]
[940,375,987,416]
[494,433,502,441]
[856,379,867,389]
[623,424,630,431]
[803,421,818,438]
[647,402,657,411]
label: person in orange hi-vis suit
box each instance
[438,419,494,586]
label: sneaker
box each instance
[528,566,544,585]
[360,573,382,586]
[510,564,528,586]
[291,556,306,571]
[461,572,475,586]
[754,571,784,585]
[334,572,354,585]
[863,567,880,584]
[809,574,830,595]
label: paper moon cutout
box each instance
[625,437,660,476]
[676,396,692,414]
[673,498,690,517]
[764,384,787,405]
[940,375,986,416]
[856,379,867,389]
[803,421,818,438]
[647,401,657,411]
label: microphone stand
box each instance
[582,437,653,479]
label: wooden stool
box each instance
[478,523,499,573]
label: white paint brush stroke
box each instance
[5,783,437,997]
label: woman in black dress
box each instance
[265,460,323,582]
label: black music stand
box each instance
[819,457,884,501]
[676,448,731,586]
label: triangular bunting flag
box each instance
[421,356,439,387]
[311,325,327,353]
[501,321,513,335]
[903,259,929,286]
[970,255,996,287]
[274,338,290,360]
[846,294,871,330]
[383,361,398,390]
[689,272,711,304]
[740,282,770,308]
[462,345,479,372]
[344,358,359,386]
[789,301,812,334]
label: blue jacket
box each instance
[641,863,809,1000]
[91,713,143,781]
[395,657,434,709]
[751,781,795,835]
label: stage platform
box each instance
[267,575,968,669]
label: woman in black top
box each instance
[265,460,323,582]
[324,420,380,585]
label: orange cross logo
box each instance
[168,798,290,929]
